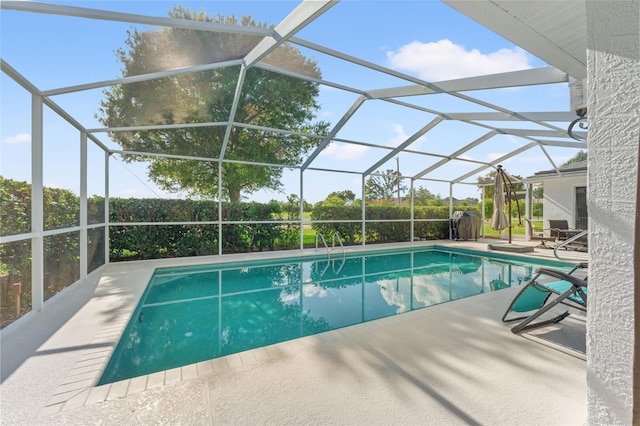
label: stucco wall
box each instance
[586,1,640,424]
[542,176,586,230]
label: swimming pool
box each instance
[99,247,571,385]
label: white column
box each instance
[31,94,44,311]
[104,151,110,264]
[409,179,414,241]
[299,169,304,250]
[79,132,87,278]
[361,175,366,245]
[218,161,223,256]
[586,1,639,424]
[448,183,453,239]
[481,185,485,238]
[525,184,533,239]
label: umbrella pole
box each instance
[508,196,512,244]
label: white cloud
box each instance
[303,285,326,298]
[321,142,368,160]
[387,39,532,81]
[3,133,31,144]
[385,123,428,148]
[388,123,409,146]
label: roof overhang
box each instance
[442,0,587,80]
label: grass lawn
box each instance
[295,218,543,242]
[275,212,312,220]
[302,227,316,245]
[482,219,542,238]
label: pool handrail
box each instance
[332,232,345,257]
[315,232,330,257]
[553,229,588,260]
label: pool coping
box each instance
[5,239,588,418]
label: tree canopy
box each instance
[327,190,356,205]
[560,150,587,167]
[365,169,407,203]
[412,186,444,206]
[98,6,330,202]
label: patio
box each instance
[1,240,588,425]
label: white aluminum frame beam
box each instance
[367,67,568,99]
[363,117,444,176]
[4,9,589,192]
[219,66,247,159]
[447,111,578,122]
[244,1,337,68]
[256,63,367,95]
[413,131,498,180]
[2,59,108,153]
[3,8,579,182]
[538,145,561,175]
[292,36,566,135]
[452,141,539,183]
[43,60,244,96]
[1,1,271,36]
[538,140,588,149]
[497,128,572,138]
[301,95,367,170]
[88,122,229,134]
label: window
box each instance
[575,186,587,229]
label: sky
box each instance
[0,0,579,204]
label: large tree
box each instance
[365,169,407,203]
[412,185,443,206]
[326,190,356,205]
[99,7,330,201]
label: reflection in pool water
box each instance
[99,248,569,384]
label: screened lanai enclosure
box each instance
[0,1,588,328]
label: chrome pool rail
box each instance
[315,232,329,256]
[315,232,345,258]
[554,229,588,260]
[332,232,345,256]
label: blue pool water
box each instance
[99,247,571,384]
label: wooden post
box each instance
[13,282,21,318]
[0,273,8,304]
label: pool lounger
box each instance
[501,263,588,334]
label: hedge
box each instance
[311,205,468,244]
[0,177,90,327]
[108,199,295,259]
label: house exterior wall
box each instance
[586,1,639,424]
[542,176,586,231]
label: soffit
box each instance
[443,0,587,80]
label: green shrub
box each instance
[109,199,289,258]
[311,204,460,243]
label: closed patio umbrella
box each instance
[490,165,510,240]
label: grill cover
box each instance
[451,211,482,241]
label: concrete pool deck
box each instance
[1,239,588,425]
